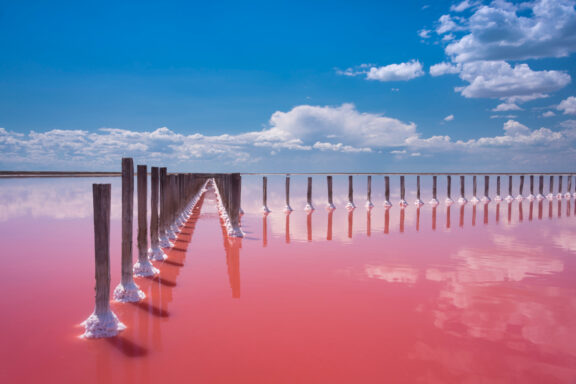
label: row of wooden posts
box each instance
[261,174,576,212]
[83,158,242,338]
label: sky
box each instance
[0,0,575,172]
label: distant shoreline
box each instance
[0,171,121,178]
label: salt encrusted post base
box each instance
[158,234,173,248]
[82,311,126,339]
[383,200,392,207]
[148,246,167,261]
[516,194,524,201]
[133,259,159,277]
[546,193,555,200]
[283,205,293,213]
[536,194,545,200]
[494,195,502,202]
[366,200,375,208]
[445,198,454,205]
[399,200,408,207]
[527,194,536,201]
[262,206,271,214]
[414,199,424,206]
[305,203,315,212]
[457,197,467,205]
[505,195,514,202]
[346,202,356,210]
[326,203,336,210]
[428,198,439,206]
[481,196,491,203]
[114,281,145,302]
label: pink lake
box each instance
[1,175,576,383]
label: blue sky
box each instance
[1,0,575,171]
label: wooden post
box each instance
[284,175,292,211]
[470,175,478,202]
[446,175,453,204]
[506,175,513,201]
[83,184,126,338]
[548,175,554,199]
[384,176,391,206]
[114,158,144,302]
[415,175,423,205]
[482,175,491,202]
[134,165,157,277]
[400,175,407,206]
[430,175,438,205]
[158,167,172,247]
[459,175,466,202]
[567,175,573,198]
[518,175,525,199]
[346,175,355,209]
[529,175,535,199]
[229,173,242,237]
[557,176,563,198]
[366,175,374,208]
[496,176,501,199]
[262,176,270,213]
[306,177,314,211]
[149,167,165,261]
[327,175,335,209]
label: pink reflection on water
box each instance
[0,176,575,383]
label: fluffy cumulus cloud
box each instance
[558,96,576,114]
[457,61,571,102]
[430,62,461,76]
[338,61,425,82]
[444,0,576,63]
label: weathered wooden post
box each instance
[505,175,514,202]
[547,176,554,200]
[168,175,179,238]
[346,175,356,209]
[262,176,270,213]
[384,176,392,207]
[429,176,439,205]
[446,176,453,205]
[528,175,535,200]
[305,177,314,211]
[495,176,502,201]
[471,175,479,203]
[229,173,243,237]
[327,175,335,210]
[517,175,524,200]
[133,165,158,277]
[482,175,491,203]
[458,175,467,204]
[415,175,424,206]
[284,175,293,212]
[557,176,563,199]
[366,175,374,208]
[565,175,573,199]
[148,167,166,261]
[114,158,144,302]
[158,167,173,248]
[537,175,545,200]
[399,175,408,207]
[82,184,126,338]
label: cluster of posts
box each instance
[260,174,576,213]
[83,158,242,339]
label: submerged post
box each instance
[114,158,144,302]
[148,167,166,261]
[229,173,243,237]
[538,175,545,200]
[384,176,391,207]
[517,175,525,200]
[305,177,314,211]
[470,175,479,203]
[399,176,407,207]
[557,176,563,199]
[505,175,514,202]
[134,165,158,277]
[415,175,424,205]
[528,175,535,200]
[158,167,173,247]
[346,175,356,209]
[83,184,126,338]
[458,175,467,204]
[446,175,453,204]
[547,176,554,200]
[430,176,439,205]
[262,176,270,213]
[284,175,292,212]
[366,175,374,208]
[327,175,335,209]
[482,175,491,203]
[495,176,502,201]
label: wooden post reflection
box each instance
[348,209,354,238]
[432,206,437,231]
[558,200,562,218]
[285,212,291,243]
[367,210,372,237]
[400,207,405,233]
[384,208,390,234]
[548,200,553,219]
[483,203,488,225]
[416,207,420,232]
[568,200,571,217]
[262,215,268,247]
[538,200,543,220]
[507,202,512,223]
[224,238,241,298]
[496,203,500,223]
[446,205,451,229]
[459,204,464,228]
[529,201,533,221]
[472,204,477,226]
[327,209,333,240]
[307,211,312,242]
[518,201,523,222]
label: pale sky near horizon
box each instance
[1,0,575,172]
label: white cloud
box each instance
[418,29,432,39]
[444,114,455,122]
[450,0,479,12]
[445,0,576,62]
[312,142,372,153]
[558,96,576,114]
[365,60,425,82]
[542,111,556,117]
[430,62,461,76]
[437,14,466,34]
[492,102,523,112]
[457,61,571,101]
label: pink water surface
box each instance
[1,176,576,383]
